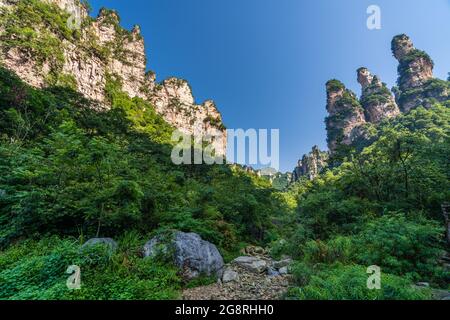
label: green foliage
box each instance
[0,0,79,73]
[326,79,345,92]
[105,73,174,144]
[285,102,449,294]
[287,264,431,300]
[204,115,226,131]
[0,66,282,261]
[297,105,450,243]
[397,49,434,82]
[0,236,182,300]
[354,214,447,285]
[397,79,450,109]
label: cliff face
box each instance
[322,35,449,157]
[292,146,328,182]
[357,67,400,124]
[0,0,226,155]
[325,80,366,153]
[392,34,449,112]
[294,34,449,181]
[392,34,433,91]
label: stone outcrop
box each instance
[147,77,227,155]
[392,34,449,112]
[292,145,328,182]
[357,67,400,123]
[392,34,433,91]
[143,231,224,280]
[325,80,367,153]
[0,0,227,155]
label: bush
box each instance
[287,264,431,300]
[302,236,354,264]
[0,237,182,300]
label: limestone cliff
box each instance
[292,146,328,182]
[325,80,366,153]
[392,34,449,112]
[357,67,400,124]
[0,0,227,155]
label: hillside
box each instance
[0,0,449,300]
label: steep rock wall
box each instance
[0,0,227,155]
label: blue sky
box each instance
[90,0,450,172]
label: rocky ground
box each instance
[182,247,292,300]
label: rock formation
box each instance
[392,34,433,91]
[318,34,449,161]
[357,67,400,123]
[0,0,227,155]
[392,34,449,112]
[292,146,328,182]
[325,80,367,153]
[143,231,224,280]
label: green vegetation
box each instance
[204,115,226,131]
[287,264,431,300]
[0,66,287,299]
[397,49,434,82]
[0,0,78,80]
[326,79,345,92]
[276,104,450,298]
[360,81,393,107]
[0,236,182,300]
[397,79,450,110]
[0,3,448,300]
[0,66,448,300]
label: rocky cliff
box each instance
[293,34,448,181]
[292,146,328,182]
[0,0,226,154]
[392,34,449,112]
[357,67,400,123]
[325,35,449,156]
[325,79,367,153]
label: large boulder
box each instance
[82,238,118,253]
[143,231,224,279]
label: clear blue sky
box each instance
[90,0,450,172]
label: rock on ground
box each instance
[182,247,293,300]
[182,264,291,300]
[143,231,224,280]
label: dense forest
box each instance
[0,0,449,300]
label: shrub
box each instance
[287,264,431,300]
[354,214,446,285]
[0,237,182,300]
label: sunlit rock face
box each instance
[325,80,367,153]
[292,146,328,182]
[0,0,227,155]
[392,34,433,91]
[392,34,449,112]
